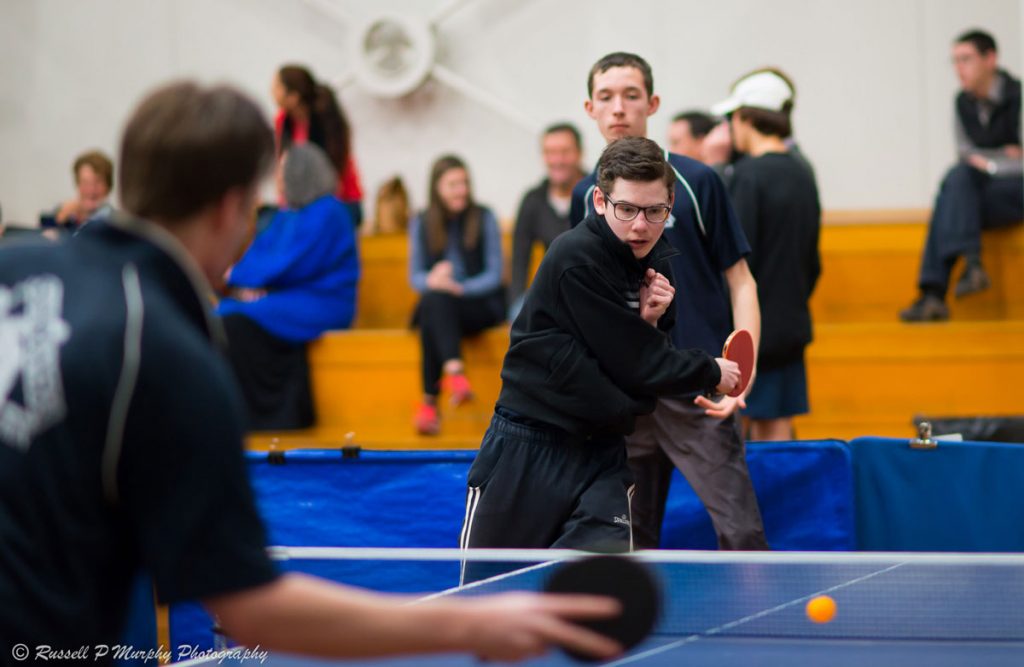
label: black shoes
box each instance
[954,263,991,298]
[901,261,990,322]
[899,294,950,322]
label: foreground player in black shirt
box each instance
[0,81,619,666]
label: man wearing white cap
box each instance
[570,52,769,552]
[707,68,816,187]
[713,69,822,442]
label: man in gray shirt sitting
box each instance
[901,29,1023,322]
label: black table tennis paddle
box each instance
[544,555,662,662]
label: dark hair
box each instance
[671,111,716,140]
[72,150,114,190]
[735,105,792,139]
[119,81,274,222]
[596,137,674,197]
[588,52,654,98]
[277,64,351,177]
[956,29,997,55]
[544,122,582,150]
[424,155,482,257]
[728,67,796,138]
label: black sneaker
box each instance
[899,294,949,322]
[954,263,990,298]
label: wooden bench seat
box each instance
[246,319,1024,449]
[811,211,1024,322]
[355,213,1024,328]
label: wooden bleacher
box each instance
[247,212,1024,450]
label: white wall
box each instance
[0,0,1019,226]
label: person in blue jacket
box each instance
[217,144,360,429]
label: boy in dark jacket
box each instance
[460,137,740,557]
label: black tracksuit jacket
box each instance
[497,212,721,436]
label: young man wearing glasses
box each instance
[570,52,769,552]
[460,137,740,555]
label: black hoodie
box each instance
[497,211,721,436]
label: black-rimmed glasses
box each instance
[601,191,671,225]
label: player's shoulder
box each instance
[667,151,721,186]
[572,172,597,196]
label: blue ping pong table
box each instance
[178,551,1024,666]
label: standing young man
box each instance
[713,69,822,442]
[900,29,1023,322]
[461,137,740,555]
[570,52,769,551]
[0,81,621,665]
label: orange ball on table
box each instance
[806,595,837,623]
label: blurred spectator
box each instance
[367,176,410,235]
[272,64,365,226]
[218,144,360,430]
[40,150,115,235]
[667,111,717,162]
[409,155,505,435]
[507,122,584,320]
[900,29,1023,322]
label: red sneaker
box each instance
[442,374,474,406]
[415,403,440,436]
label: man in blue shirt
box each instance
[571,52,769,551]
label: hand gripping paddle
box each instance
[544,555,662,662]
[722,329,754,398]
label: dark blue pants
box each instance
[461,410,633,550]
[918,162,1023,296]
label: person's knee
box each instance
[419,290,457,319]
[421,289,456,306]
[941,162,978,192]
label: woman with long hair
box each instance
[272,64,364,225]
[410,155,505,435]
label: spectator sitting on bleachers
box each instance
[507,122,584,320]
[366,176,410,235]
[410,155,505,436]
[40,150,115,235]
[272,63,365,227]
[218,144,360,430]
[900,29,1023,322]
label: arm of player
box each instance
[204,573,623,662]
[695,258,760,418]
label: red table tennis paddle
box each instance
[544,555,661,662]
[722,329,754,398]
